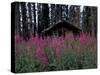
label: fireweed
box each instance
[15,32,97,72]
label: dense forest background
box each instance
[12,2,97,40]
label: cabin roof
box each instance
[42,21,82,33]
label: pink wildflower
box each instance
[36,47,48,65]
[76,46,80,54]
[79,33,89,47]
[15,32,22,44]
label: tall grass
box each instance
[15,32,97,73]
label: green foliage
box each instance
[15,33,97,72]
[15,54,47,73]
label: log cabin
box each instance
[41,21,82,37]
